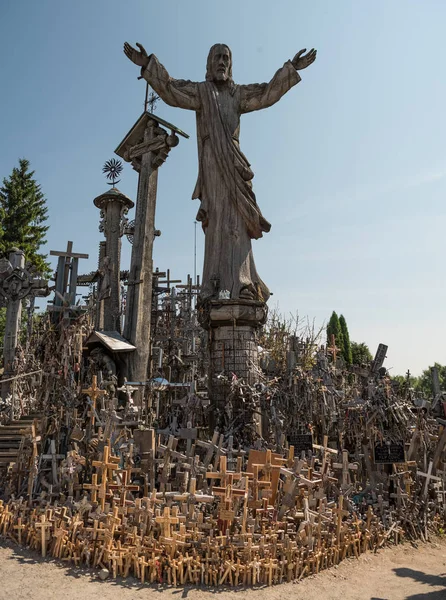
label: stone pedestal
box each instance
[199,299,267,430]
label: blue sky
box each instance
[1,1,445,375]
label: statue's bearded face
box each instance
[210,45,231,82]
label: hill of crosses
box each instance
[0,41,445,588]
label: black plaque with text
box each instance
[288,433,313,453]
[374,442,405,464]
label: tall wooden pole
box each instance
[116,112,186,401]
[123,121,159,393]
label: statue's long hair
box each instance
[206,44,236,94]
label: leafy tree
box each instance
[351,341,373,366]
[339,314,352,365]
[0,159,50,275]
[326,311,343,352]
[413,363,446,399]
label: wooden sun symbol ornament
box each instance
[102,158,123,186]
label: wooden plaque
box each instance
[374,442,405,464]
[219,509,235,521]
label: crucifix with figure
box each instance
[0,248,49,400]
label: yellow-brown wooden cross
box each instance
[82,375,107,427]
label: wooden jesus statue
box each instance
[124,42,316,303]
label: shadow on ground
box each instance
[393,567,446,600]
[0,539,254,596]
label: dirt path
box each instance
[0,538,445,600]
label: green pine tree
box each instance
[0,202,5,249]
[326,311,344,353]
[339,314,352,365]
[351,341,373,366]
[0,158,50,275]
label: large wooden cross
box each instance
[41,439,64,486]
[417,461,442,497]
[108,468,140,506]
[155,506,179,542]
[333,495,349,547]
[83,473,101,504]
[50,241,89,308]
[327,334,341,365]
[92,444,120,510]
[333,450,358,491]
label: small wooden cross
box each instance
[313,435,338,474]
[196,431,224,468]
[13,517,26,545]
[248,464,272,509]
[155,506,179,542]
[83,473,101,504]
[35,514,52,558]
[390,484,409,508]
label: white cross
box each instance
[417,461,442,497]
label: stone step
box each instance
[0,452,19,459]
[6,427,33,432]
[18,414,42,419]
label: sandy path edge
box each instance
[0,537,445,600]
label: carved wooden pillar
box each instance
[116,112,187,397]
[94,188,134,332]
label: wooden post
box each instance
[117,113,185,400]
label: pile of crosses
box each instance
[1,309,446,586]
[0,411,445,586]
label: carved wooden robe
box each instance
[141,56,301,301]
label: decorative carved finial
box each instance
[102,158,123,187]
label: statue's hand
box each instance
[292,48,317,70]
[124,42,150,68]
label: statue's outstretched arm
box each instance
[240,48,317,114]
[292,48,317,71]
[124,42,199,111]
